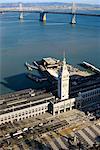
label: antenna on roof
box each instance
[63,51,66,65]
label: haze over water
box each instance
[0,11,100,94]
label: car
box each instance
[96,113,100,119]
[29,127,33,130]
[38,123,43,127]
[17,135,23,139]
[89,115,95,121]
[23,128,28,132]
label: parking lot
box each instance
[0,109,100,149]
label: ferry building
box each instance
[0,57,100,124]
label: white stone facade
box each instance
[51,98,75,115]
[0,102,49,125]
[0,87,99,124]
[58,57,69,100]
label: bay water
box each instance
[0,12,100,94]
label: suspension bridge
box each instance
[0,2,100,24]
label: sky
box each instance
[0,0,99,5]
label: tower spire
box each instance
[63,51,66,66]
[58,52,69,100]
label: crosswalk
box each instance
[74,124,100,148]
[40,123,100,150]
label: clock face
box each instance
[63,83,67,88]
[62,75,69,78]
[62,75,67,78]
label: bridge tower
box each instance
[19,3,24,20]
[71,2,76,24]
[40,12,46,22]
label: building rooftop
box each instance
[43,57,59,65]
[0,89,55,115]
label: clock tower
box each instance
[58,56,69,100]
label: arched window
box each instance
[19,113,21,116]
[29,110,31,114]
[1,118,3,121]
[15,114,17,117]
[26,111,28,114]
[8,116,10,119]
[22,112,24,116]
[12,115,14,118]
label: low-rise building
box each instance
[0,89,55,124]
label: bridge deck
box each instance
[0,9,100,17]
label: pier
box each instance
[80,61,100,74]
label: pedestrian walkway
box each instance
[75,124,100,148]
[40,123,100,149]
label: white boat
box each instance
[25,62,38,71]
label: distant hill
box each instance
[0,2,99,8]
